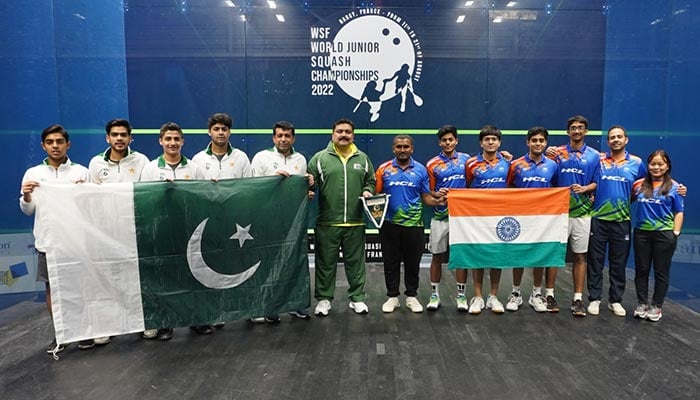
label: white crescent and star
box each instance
[186,218,260,289]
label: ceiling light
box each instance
[224,0,235,7]
[507,1,517,7]
[267,1,277,9]
[276,14,285,22]
[465,1,475,6]
[456,15,466,23]
[493,17,503,23]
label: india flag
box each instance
[448,188,569,269]
[36,177,310,344]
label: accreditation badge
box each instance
[360,194,390,229]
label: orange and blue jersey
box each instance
[551,143,601,217]
[632,179,684,231]
[466,152,510,188]
[592,151,646,222]
[426,151,469,220]
[375,158,431,227]
[507,153,557,188]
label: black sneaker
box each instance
[546,295,560,313]
[264,315,281,323]
[78,339,95,350]
[190,325,213,335]
[570,299,586,317]
[46,339,67,354]
[157,328,173,341]
[289,310,310,319]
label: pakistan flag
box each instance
[38,177,310,344]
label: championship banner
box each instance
[37,177,310,344]
[448,188,569,269]
[360,194,390,228]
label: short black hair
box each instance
[41,124,69,142]
[208,113,233,129]
[332,118,354,131]
[105,119,132,135]
[274,121,295,136]
[159,121,183,138]
[478,125,501,142]
[567,115,588,130]
[437,125,457,140]
[527,126,548,141]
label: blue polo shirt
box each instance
[466,153,510,189]
[633,179,684,231]
[426,151,469,220]
[375,158,431,227]
[507,153,558,188]
[551,143,601,217]
[592,151,646,222]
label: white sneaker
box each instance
[528,293,547,313]
[249,317,265,324]
[314,299,332,316]
[506,291,523,311]
[646,306,662,322]
[587,300,601,316]
[486,295,504,314]
[349,301,369,314]
[608,302,627,317]
[469,296,485,315]
[427,294,441,311]
[456,294,469,312]
[94,336,111,345]
[142,329,158,339]
[633,304,648,319]
[382,297,400,313]
[405,297,424,313]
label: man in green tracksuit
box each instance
[308,118,376,316]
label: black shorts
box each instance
[36,251,48,283]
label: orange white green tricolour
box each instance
[447,188,570,269]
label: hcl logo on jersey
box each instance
[638,197,663,204]
[560,168,585,175]
[601,175,627,182]
[389,181,417,187]
[523,176,548,183]
[442,174,465,183]
[480,177,506,185]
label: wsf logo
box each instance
[310,9,423,122]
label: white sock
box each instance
[574,292,583,301]
[545,288,554,297]
[431,282,440,297]
[532,286,542,295]
[512,285,521,293]
[457,284,465,296]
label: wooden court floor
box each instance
[1,265,698,400]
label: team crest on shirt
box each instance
[98,168,110,179]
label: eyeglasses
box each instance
[569,126,586,132]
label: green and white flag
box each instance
[37,177,310,344]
